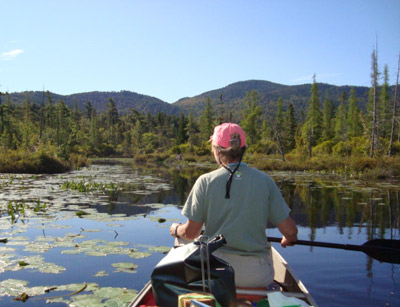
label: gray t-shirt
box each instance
[181,163,290,257]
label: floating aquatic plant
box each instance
[94,270,109,277]
[18,261,29,267]
[76,210,89,217]
[147,246,171,254]
[0,279,29,296]
[112,262,138,273]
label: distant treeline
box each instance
[0,51,399,174]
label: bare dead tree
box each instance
[39,87,45,139]
[370,45,379,158]
[388,53,400,156]
[273,124,286,162]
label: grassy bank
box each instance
[133,152,400,183]
[1,146,399,183]
[0,148,88,174]
[246,154,400,181]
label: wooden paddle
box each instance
[267,236,400,264]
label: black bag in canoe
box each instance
[150,234,236,307]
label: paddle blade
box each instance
[362,239,400,264]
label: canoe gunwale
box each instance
[129,247,318,307]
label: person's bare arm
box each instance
[170,219,203,241]
[277,216,298,248]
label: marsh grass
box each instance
[0,148,70,174]
[139,151,400,182]
[245,153,400,180]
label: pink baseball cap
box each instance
[211,123,246,148]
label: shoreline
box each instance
[1,152,399,184]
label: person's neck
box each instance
[218,159,240,169]
[222,158,239,164]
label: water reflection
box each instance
[1,162,398,243]
[266,175,400,242]
[1,161,398,306]
[91,163,400,242]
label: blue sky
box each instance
[1,0,399,103]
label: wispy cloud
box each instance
[292,73,342,84]
[291,75,314,83]
[1,49,24,60]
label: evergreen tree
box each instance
[241,90,262,145]
[347,88,363,138]
[176,113,187,145]
[39,90,45,139]
[106,98,119,146]
[131,118,144,152]
[273,97,286,160]
[0,93,15,149]
[334,92,348,142]
[276,97,284,131]
[261,119,272,142]
[284,103,297,151]
[199,97,214,141]
[158,112,175,149]
[302,75,322,157]
[44,91,55,129]
[89,108,100,151]
[85,101,93,120]
[322,96,334,141]
[145,112,155,134]
[0,92,3,135]
[24,92,32,123]
[186,112,198,150]
[0,92,12,149]
[217,94,225,124]
[55,100,71,147]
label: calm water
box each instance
[0,161,399,307]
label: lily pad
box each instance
[0,279,29,296]
[112,262,138,273]
[80,228,101,233]
[85,251,107,257]
[127,250,152,258]
[64,294,103,306]
[46,285,137,307]
[23,241,54,253]
[94,270,109,277]
[38,262,66,274]
[61,249,82,255]
[0,246,16,253]
[147,246,171,254]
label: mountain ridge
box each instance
[4,80,374,118]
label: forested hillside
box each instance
[1,66,399,178]
[6,80,375,120]
[7,90,180,116]
[174,80,372,120]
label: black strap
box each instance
[223,164,239,199]
[222,148,245,199]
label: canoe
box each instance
[129,246,318,306]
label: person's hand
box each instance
[170,223,181,237]
[281,236,296,248]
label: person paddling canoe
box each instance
[170,122,298,288]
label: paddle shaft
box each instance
[268,236,368,252]
[267,236,400,264]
